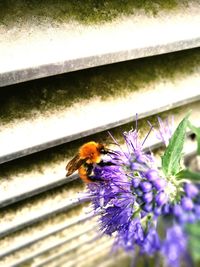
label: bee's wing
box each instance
[66,154,85,176]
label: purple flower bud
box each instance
[154,206,162,216]
[132,178,140,188]
[136,197,143,205]
[130,162,144,172]
[194,205,200,217]
[153,178,166,190]
[155,191,168,206]
[135,188,143,197]
[136,154,145,163]
[143,192,153,203]
[143,203,153,212]
[145,170,159,182]
[140,181,152,192]
[181,197,194,211]
[173,204,183,217]
[162,204,170,214]
[187,213,196,223]
[178,213,189,224]
[184,183,199,198]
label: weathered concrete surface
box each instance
[0,1,200,86]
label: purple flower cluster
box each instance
[162,225,188,267]
[86,117,199,266]
[169,182,200,224]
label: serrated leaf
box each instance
[162,115,189,176]
[176,169,200,182]
[188,121,200,155]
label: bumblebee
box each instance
[66,141,113,183]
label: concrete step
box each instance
[0,180,87,239]
[0,49,199,164]
[0,1,199,86]
[1,227,101,267]
[0,208,93,259]
[0,100,198,209]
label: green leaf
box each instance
[188,121,200,155]
[162,115,189,176]
[176,169,200,182]
[186,222,200,262]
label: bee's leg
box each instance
[85,163,93,175]
[97,160,116,167]
[84,163,104,182]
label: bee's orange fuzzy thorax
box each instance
[79,141,101,164]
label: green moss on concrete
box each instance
[0,48,199,125]
[0,0,190,26]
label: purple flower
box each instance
[181,197,194,211]
[162,225,187,267]
[123,129,142,158]
[155,191,168,206]
[194,204,200,219]
[122,127,156,169]
[143,192,154,203]
[151,116,174,146]
[135,188,143,197]
[141,227,161,255]
[154,206,162,216]
[132,178,140,188]
[113,219,144,252]
[162,203,171,215]
[184,183,199,199]
[84,117,200,264]
[173,204,184,217]
[153,178,166,190]
[143,203,153,212]
[140,181,152,192]
[145,169,159,182]
[187,213,196,223]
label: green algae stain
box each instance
[0,0,190,26]
[0,48,199,126]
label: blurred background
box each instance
[0,1,200,266]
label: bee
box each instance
[66,141,114,183]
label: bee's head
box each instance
[98,143,117,155]
[97,144,107,154]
